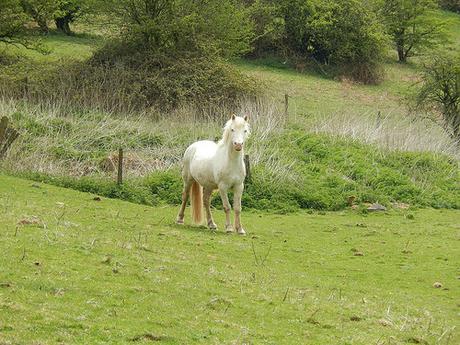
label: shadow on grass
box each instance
[170,223,237,237]
[233,56,334,81]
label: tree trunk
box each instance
[397,45,406,62]
[36,17,49,34]
[395,30,406,63]
[55,17,72,35]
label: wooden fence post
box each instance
[244,154,251,184]
[0,116,19,159]
[376,111,381,128]
[284,94,289,120]
[117,148,123,185]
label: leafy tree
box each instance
[104,0,254,58]
[416,54,460,143]
[276,0,388,83]
[54,0,82,35]
[438,0,460,12]
[0,0,27,45]
[246,0,284,56]
[380,0,448,62]
[20,0,57,33]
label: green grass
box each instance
[4,104,459,211]
[0,174,458,344]
[235,57,414,119]
[3,30,101,62]
[235,10,460,121]
[436,10,460,50]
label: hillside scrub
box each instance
[11,134,460,212]
[1,100,458,212]
[0,0,259,112]
[0,52,258,113]
[0,0,31,48]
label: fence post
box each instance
[117,148,123,185]
[284,94,289,121]
[376,111,381,129]
[244,154,251,184]
[0,116,19,160]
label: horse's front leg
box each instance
[233,183,245,235]
[218,186,233,233]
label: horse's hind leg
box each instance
[177,175,193,225]
[203,187,217,230]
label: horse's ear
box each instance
[244,115,249,122]
[231,114,236,120]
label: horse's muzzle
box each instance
[234,143,243,151]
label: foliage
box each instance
[54,0,83,35]
[104,0,254,58]
[438,0,460,12]
[247,0,285,57]
[250,0,388,83]
[416,53,460,143]
[0,0,28,45]
[20,0,57,33]
[0,0,258,111]
[20,0,86,35]
[0,50,258,111]
[379,0,448,62]
[11,128,460,211]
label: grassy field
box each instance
[0,175,459,344]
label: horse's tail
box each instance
[190,180,203,225]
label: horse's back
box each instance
[184,140,217,162]
[183,140,218,187]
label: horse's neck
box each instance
[218,140,244,166]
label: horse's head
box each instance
[229,114,250,151]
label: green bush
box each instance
[438,0,460,13]
[250,0,388,83]
[0,47,259,112]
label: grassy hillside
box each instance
[0,175,458,344]
[0,10,459,212]
[1,101,458,211]
[2,10,459,117]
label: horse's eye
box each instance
[231,129,235,132]
[244,130,247,133]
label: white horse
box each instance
[176,115,250,235]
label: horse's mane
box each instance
[218,119,233,146]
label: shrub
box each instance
[1,0,259,112]
[0,0,28,46]
[110,0,254,59]
[438,0,460,12]
[415,54,460,143]
[249,0,388,83]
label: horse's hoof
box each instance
[225,225,234,233]
[208,222,217,230]
[176,219,184,225]
[237,228,246,235]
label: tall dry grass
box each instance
[300,110,459,160]
[0,94,457,185]
[0,97,295,181]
